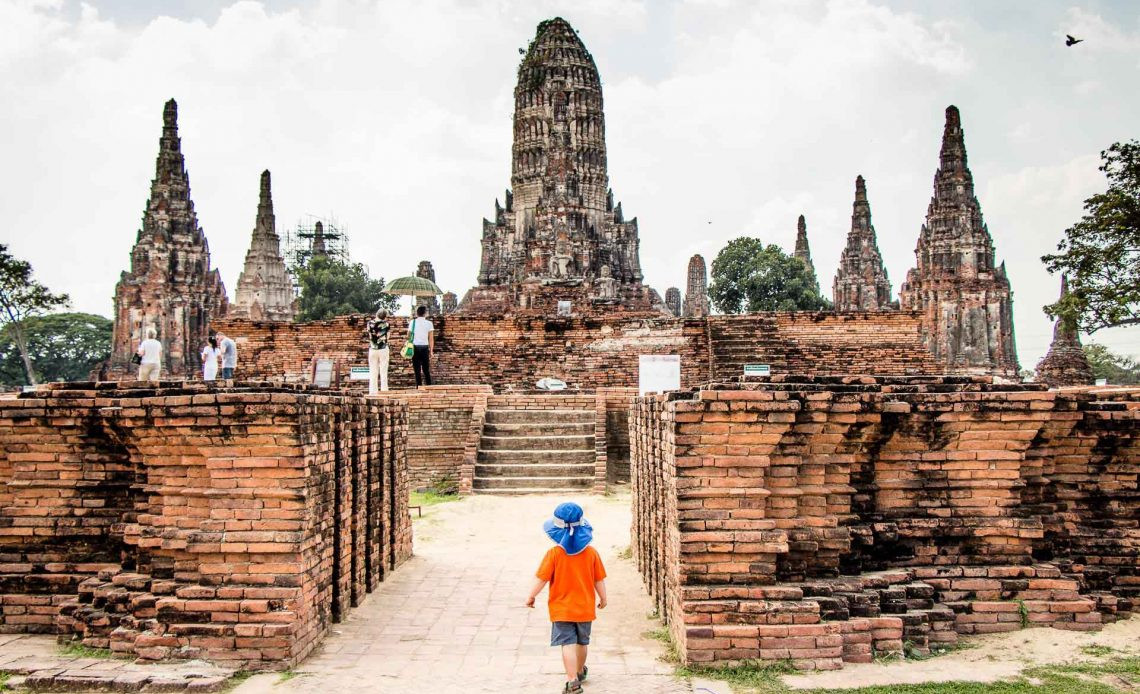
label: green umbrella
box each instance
[383,275,443,297]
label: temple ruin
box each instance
[230,170,297,322]
[900,106,1019,377]
[414,260,441,315]
[461,18,659,314]
[1035,276,1094,387]
[664,287,682,317]
[108,100,228,377]
[833,176,894,311]
[683,254,711,318]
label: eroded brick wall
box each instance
[631,378,1140,669]
[212,311,940,392]
[0,381,412,669]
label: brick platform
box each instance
[630,377,1140,669]
[0,381,412,669]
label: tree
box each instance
[0,313,112,386]
[295,255,398,322]
[1043,140,1140,333]
[709,238,832,314]
[1083,343,1140,385]
[0,244,69,385]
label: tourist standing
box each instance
[136,328,162,382]
[525,502,608,693]
[201,335,220,381]
[366,309,391,394]
[409,305,434,386]
[216,331,238,380]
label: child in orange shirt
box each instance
[525,502,608,693]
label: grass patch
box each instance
[617,545,632,560]
[1080,644,1118,658]
[0,672,10,692]
[681,660,796,693]
[1017,600,1030,629]
[277,670,299,683]
[644,627,681,664]
[409,490,460,508]
[57,641,118,659]
[222,671,254,692]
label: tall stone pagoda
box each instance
[108,99,228,377]
[461,18,658,314]
[899,106,1019,376]
[230,170,296,322]
[794,215,819,292]
[833,176,893,311]
[664,287,682,317]
[683,254,710,318]
[1035,276,1094,387]
[415,260,441,315]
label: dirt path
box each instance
[236,492,689,694]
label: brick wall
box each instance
[0,381,412,669]
[631,378,1140,669]
[211,310,941,392]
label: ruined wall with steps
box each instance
[213,311,937,392]
[630,377,1140,669]
[0,381,412,669]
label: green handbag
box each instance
[401,319,415,359]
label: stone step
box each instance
[476,487,596,495]
[484,422,595,437]
[479,434,594,451]
[473,476,593,490]
[475,462,594,478]
[477,449,595,464]
[484,409,594,425]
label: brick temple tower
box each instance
[900,106,1018,376]
[794,215,819,292]
[108,99,228,377]
[1035,276,1093,387]
[415,260,441,315]
[462,18,657,313]
[230,170,296,322]
[833,176,893,311]
[664,287,682,317]
[683,254,710,318]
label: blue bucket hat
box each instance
[543,502,593,555]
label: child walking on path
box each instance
[525,502,608,693]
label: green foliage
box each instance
[1017,600,1029,629]
[0,312,111,386]
[1043,140,1140,333]
[58,641,117,658]
[294,255,398,322]
[678,659,795,692]
[709,238,831,314]
[1083,343,1140,385]
[1079,644,1117,657]
[409,490,460,508]
[0,244,70,385]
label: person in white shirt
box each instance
[201,335,221,381]
[409,305,434,386]
[136,328,162,382]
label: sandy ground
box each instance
[782,615,1140,689]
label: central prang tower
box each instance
[463,17,660,313]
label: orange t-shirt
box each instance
[536,545,607,623]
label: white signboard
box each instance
[349,366,370,381]
[312,359,336,388]
[557,300,573,316]
[639,355,681,396]
[743,364,771,377]
[1095,378,1108,387]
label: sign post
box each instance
[639,355,681,395]
[743,364,771,377]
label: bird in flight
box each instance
[1066,34,1084,47]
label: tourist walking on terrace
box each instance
[409,305,434,387]
[366,308,391,394]
[525,502,608,693]
[136,328,162,382]
[201,335,220,381]
[215,330,237,379]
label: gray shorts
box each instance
[551,621,592,646]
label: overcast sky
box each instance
[1,0,1138,367]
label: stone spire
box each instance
[683,254,710,318]
[794,215,818,291]
[833,176,893,311]
[230,170,297,322]
[311,221,327,258]
[1035,276,1094,387]
[463,17,659,314]
[664,287,682,317]
[415,260,441,315]
[899,106,1018,376]
[108,99,228,377]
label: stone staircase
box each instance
[708,315,786,381]
[474,408,596,494]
